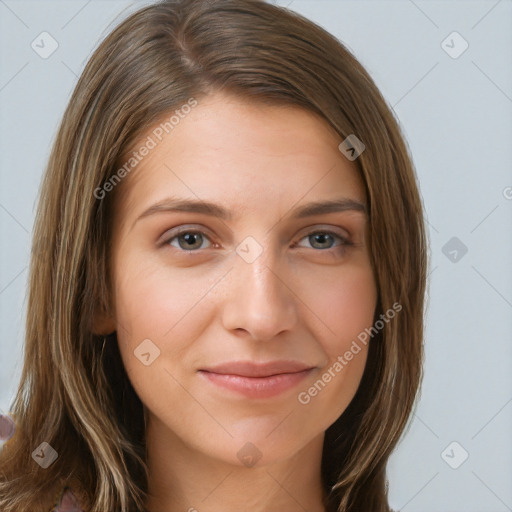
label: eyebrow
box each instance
[132,196,367,229]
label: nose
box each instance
[221,242,298,342]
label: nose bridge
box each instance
[221,234,297,340]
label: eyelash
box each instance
[159,227,354,255]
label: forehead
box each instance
[113,92,366,222]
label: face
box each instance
[99,92,377,467]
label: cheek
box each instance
[111,259,204,417]
[111,254,219,382]
[113,252,205,338]
[299,259,377,350]
[292,262,376,424]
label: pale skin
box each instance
[94,91,377,512]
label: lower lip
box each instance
[199,369,313,399]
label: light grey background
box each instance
[1,1,511,511]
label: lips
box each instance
[198,361,315,399]
[200,360,314,377]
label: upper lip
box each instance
[199,361,315,378]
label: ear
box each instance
[91,305,117,336]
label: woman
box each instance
[0,1,427,511]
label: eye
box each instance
[159,226,353,254]
[162,229,214,252]
[296,230,352,251]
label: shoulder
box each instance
[48,486,86,512]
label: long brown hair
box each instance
[0,1,427,510]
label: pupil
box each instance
[313,233,331,248]
[182,233,201,249]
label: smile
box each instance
[198,361,315,399]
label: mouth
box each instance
[198,361,315,399]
